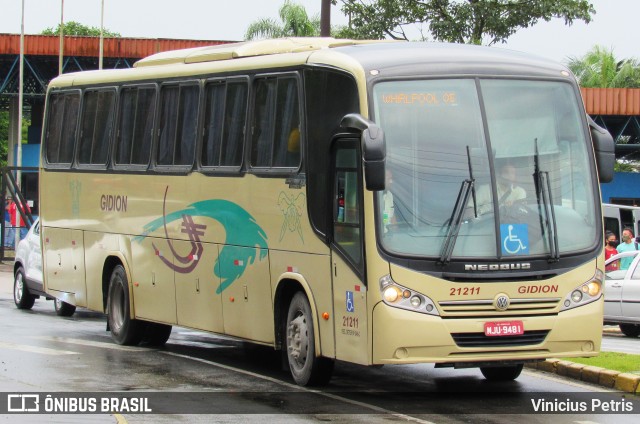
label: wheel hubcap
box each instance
[110,280,125,332]
[14,275,23,302]
[287,313,309,369]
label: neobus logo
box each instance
[464,263,531,271]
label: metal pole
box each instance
[320,0,331,37]
[16,0,25,247]
[99,0,104,70]
[59,0,64,75]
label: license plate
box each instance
[484,321,524,337]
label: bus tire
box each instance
[619,324,640,337]
[141,322,172,346]
[107,265,143,346]
[14,266,35,310]
[285,292,334,386]
[480,364,524,381]
[54,298,76,317]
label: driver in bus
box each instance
[473,162,526,216]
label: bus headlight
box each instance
[378,275,439,316]
[383,286,402,303]
[560,270,603,311]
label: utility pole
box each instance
[59,0,64,75]
[320,0,331,37]
[99,0,104,69]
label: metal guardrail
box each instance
[1,166,37,261]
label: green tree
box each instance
[41,21,121,37]
[337,0,594,44]
[567,46,640,88]
[245,1,321,39]
[0,112,30,168]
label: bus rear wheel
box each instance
[141,322,172,346]
[285,292,334,386]
[107,265,143,345]
[480,364,524,381]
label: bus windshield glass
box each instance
[374,78,597,260]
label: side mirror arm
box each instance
[340,114,386,191]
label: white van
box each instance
[603,203,640,240]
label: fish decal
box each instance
[134,187,268,294]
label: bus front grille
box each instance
[438,298,560,317]
[451,330,550,348]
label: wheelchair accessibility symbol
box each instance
[500,224,529,255]
[346,291,355,313]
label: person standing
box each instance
[604,231,619,271]
[617,227,638,271]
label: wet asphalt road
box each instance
[0,280,638,423]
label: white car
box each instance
[13,218,76,316]
[604,250,640,337]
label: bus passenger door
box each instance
[219,246,273,343]
[130,236,177,324]
[174,240,224,333]
[331,138,369,365]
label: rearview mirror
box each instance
[340,114,386,191]
[588,116,615,183]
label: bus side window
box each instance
[78,89,115,166]
[251,75,300,170]
[202,80,247,168]
[115,86,156,167]
[157,82,199,167]
[45,91,80,166]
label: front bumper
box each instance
[372,296,602,364]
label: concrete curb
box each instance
[526,359,640,394]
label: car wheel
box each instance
[54,298,76,317]
[619,324,640,337]
[480,364,524,381]
[285,292,334,386]
[13,267,35,310]
[141,322,172,346]
[107,265,143,345]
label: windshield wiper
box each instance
[533,140,560,262]
[439,146,476,265]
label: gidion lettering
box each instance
[100,194,128,212]
[518,285,558,294]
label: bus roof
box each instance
[48,38,574,89]
[133,37,385,67]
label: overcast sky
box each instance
[1,0,638,63]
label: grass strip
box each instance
[567,352,640,374]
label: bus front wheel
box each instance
[480,364,524,381]
[285,292,334,386]
[107,265,143,346]
[619,324,640,337]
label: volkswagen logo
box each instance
[494,293,510,311]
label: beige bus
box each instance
[39,38,614,386]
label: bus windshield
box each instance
[374,78,597,260]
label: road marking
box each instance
[32,336,152,352]
[113,414,128,424]
[522,369,618,392]
[0,340,78,355]
[163,351,436,424]
[166,340,231,349]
